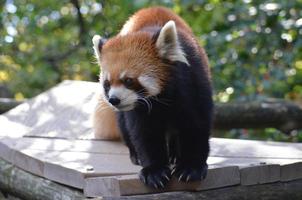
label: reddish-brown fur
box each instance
[101,33,169,89]
[119,6,210,77]
[120,7,193,36]
[93,97,121,140]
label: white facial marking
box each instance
[138,75,160,96]
[108,86,138,111]
[156,20,189,66]
[92,35,102,62]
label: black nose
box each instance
[108,96,121,106]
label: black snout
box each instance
[108,96,121,106]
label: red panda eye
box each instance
[124,78,134,87]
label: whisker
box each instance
[150,96,171,106]
[138,97,152,113]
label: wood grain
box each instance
[0,137,128,154]
[0,80,301,197]
[281,162,302,182]
[0,80,98,139]
[240,164,280,185]
[210,138,302,159]
[84,166,240,197]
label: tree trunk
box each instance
[214,100,302,134]
[0,159,85,200]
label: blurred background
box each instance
[0,0,301,141]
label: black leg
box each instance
[167,132,179,165]
[172,116,211,182]
[123,111,171,189]
[117,113,140,165]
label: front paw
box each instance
[172,163,208,182]
[139,165,171,189]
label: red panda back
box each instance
[120,7,193,36]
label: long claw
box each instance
[164,175,170,181]
[159,181,164,188]
[186,174,191,182]
[153,183,158,189]
[171,168,176,175]
[178,173,184,182]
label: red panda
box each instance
[92,7,213,189]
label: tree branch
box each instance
[70,0,86,45]
[214,99,302,134]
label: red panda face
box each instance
[95,33,168,111]
[92,21,188,111]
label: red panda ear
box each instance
[92,35,106,62]
[155,21,189,65]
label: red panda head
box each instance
[92,21,188,111]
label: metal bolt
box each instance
[86,165,94,171]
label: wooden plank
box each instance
[209,157,302,183]
[12,150,44,177]
[0,137,128,155]
[0,137,139,189]
[281,162,302,182]
[84,166,240,197]
[0,80,98,139]
[210,138,302,159]
[0,139,14,162]
[207,156,302,166]
[0,115,29,138]
[44,161,85,189]
[16,149,140,189]
[2,157,302,200]
[1,136,301,189]
[240,164,280,185]
[2,137,302,159]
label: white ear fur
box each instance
[156,21,189,66]
[92,35,103,63]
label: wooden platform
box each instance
[0,80,301,198]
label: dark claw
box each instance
[164,175,170,181]
[171,167,176,175]
[139,165,171,189]
[173,163,208,182]
[186,174,191,182]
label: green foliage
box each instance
[0,0,301,140]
